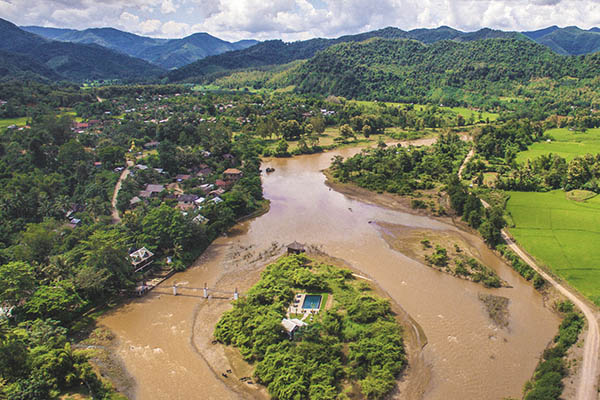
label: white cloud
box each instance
[139,18,162,33]
[1,0,600,41]
[161,0,177,14]
[161,20,190,36]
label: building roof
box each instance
[223,168,242,175]
[281,318,307,334]
[175,174,191,181]
[178,194,199,203]
[287,241,306,251]
[145,184,165,193]
[129,247,154,266]
[130,196,142,205]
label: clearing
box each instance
[516,128,600,163]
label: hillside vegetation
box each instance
[287,38,600,102]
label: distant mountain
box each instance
[137,32,259,69]
[21,25,258,69]
[521,26,561,40]
[20,26,78,40]
[0,18,164,81]
[167,26,523,82]
[523,26,600,55]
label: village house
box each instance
[215,179,233,190]
[129,196,142,207]
[281,318,307,339]
[178,194,199,204]
[129,247,154,273]
[144,141,159,149]
[223,168,243,181]
[175,174,191,182]
[200,183,214,194]
[193,214,209,224]
[139,184,164,198]
[287,241,306,255]
[208,188,226,197]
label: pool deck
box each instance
[287,293,325,321]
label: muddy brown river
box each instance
[100,142,560,400]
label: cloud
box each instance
[139,18,162,33]
[1,0,600,41]
[161,20,190,36]
[161,0,177,14]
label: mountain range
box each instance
[2,16,600,84]
[21,26,258,69]
[0,18,164,82]
[167,25,600,82]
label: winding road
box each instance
[459,145,599,400]
[111,161,133,224]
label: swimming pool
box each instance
[302,294,322,310]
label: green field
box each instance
[506,190,600,304]
[349,100,499,122]
[0,117,28,130]
[516,128,600,163]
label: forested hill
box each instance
[0,18,164,82]
[167,26,521,82]
[286,38,600,102]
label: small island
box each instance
[214,254,407,400]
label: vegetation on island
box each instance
[421,241,505,288]
[330,131,468,196]
[214,255,406,400]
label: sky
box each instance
[1,0,599,41]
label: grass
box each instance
[516,128,600,163]
[347,101,499,122]
[506,190,600,304]
[0,116,28,130]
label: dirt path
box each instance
[111,161,132,224]
[458,147,475,180]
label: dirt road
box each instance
[111,161,132,224]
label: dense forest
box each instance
[287,38,600,104]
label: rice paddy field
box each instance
[516,128,600,163]
[506,190,600,304]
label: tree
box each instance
[309,116,325,134]
[280,120,303,141]
[339,124,355,140]
[275,139,289,157]
[0,262,36,306]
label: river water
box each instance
[100,143,560,400]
